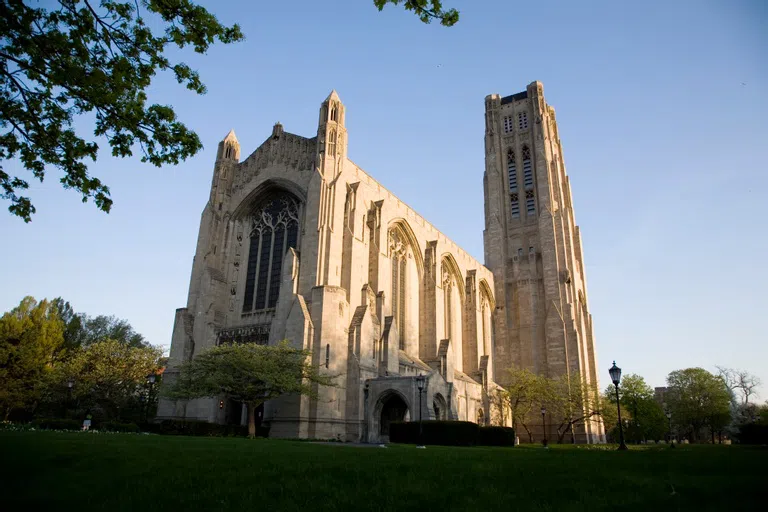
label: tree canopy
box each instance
[603,373,666,443]
[0,295,159,422]
[0,296,64,420]
[1,1,458,222]
[497,367,547,442]
[164,341,337,437]
[666,368,731,442]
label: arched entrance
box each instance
[433,393,448,420]
[378,393,409,440]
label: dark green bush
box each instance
[390,420,480,446]
[477,426,516,446]
[100,422,140,433]
[155,420,251,437]
[31,418,81,431]
[734,424,768,445]
[390,421,515,447]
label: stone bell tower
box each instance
[482,81,604,443]
[314,90,348,287]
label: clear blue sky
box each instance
[1,0,766,396]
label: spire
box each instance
[325,89,341,103]
[218,129,240,161]
[222,129,238,144]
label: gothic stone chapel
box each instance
[158,83,605,444]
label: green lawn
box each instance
[1,432,765,511]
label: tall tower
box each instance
[483,81,603,442]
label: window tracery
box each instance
[242,194,301,312]
[442,266,453,340]
[389,229,407,347]
[328,129,337,156]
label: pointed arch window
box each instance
[389,229,407,348]
[507,149,517,193]
[242,194,301,312]
[480,297,489,357]
[525,190,536,216]
[522,146,533,190]
[442,266,453,340]
[328,129,337,156]
[330,105,338,122]
[510,193,520,218]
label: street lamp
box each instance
[609,361,628,451]
[664,407,675,448]
[416,374,426,449]
[541,406,548,447]
[64,378,74,418]
[145,373,157,423]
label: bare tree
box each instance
[736,370,761,404]
[717,366,761,405]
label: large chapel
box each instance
[157,81,605,444]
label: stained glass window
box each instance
[242,194,300,312]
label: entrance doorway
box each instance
[379,394,409,438]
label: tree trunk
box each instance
[247,402,256,438]
[522,423,533,443]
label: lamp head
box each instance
[608,361,622,386]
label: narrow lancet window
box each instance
[328,129,337,156]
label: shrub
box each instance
[477,426,516,446]
[390,421,516,447]
[390,420,480,446]
[154,420,253,437]
[734,424,768,445]
[99,422,140,433]
[31,418,82,431]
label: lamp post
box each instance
[609,361,628,451]
[416,374,426,449]
[65,378,74,418]
[665,408,674,448]
[541,406,548,447]
[145,373,157,423]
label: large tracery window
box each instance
[243,194,300,312]
[389,229,407,348]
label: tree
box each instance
[499,367,547,442]
[55,338,162,421]
[0,296,64,420]
[374,0,459,26]
[76,314,147,348]
[546,372,601,444]
[602,374,666,443]
[50,297,84,354]
[717,366,761,405]
[666,368,732,443]
[164,342,337,437]
[1,1,457,222]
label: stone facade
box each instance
[158,84,604,443]
[158,91,505,442]
[483,82,605,443]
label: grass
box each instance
[1,432,765,511]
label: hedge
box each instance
[734,424,768,445]
[389,421,515,447]
[31,418,82,431]
[100,422,140,433]
[145,420,268,438]
[477,426,517,446]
